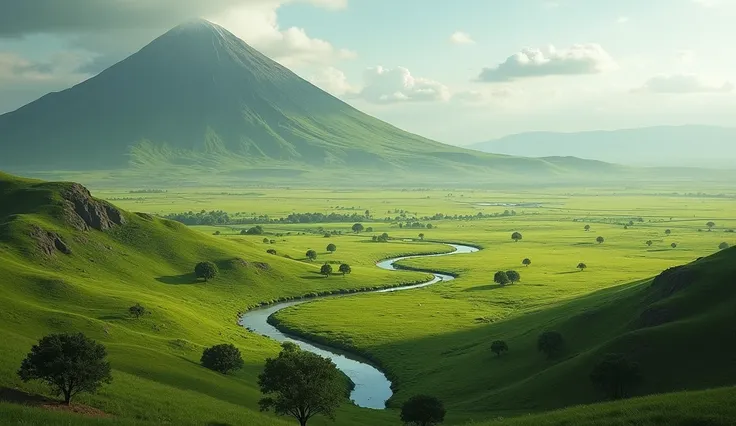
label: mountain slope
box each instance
[469,125,736,168]
[0,20,581,181]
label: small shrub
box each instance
[128,303,146,319]
[491,340,508,357]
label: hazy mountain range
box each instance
[469,126,736,169]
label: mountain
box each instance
[468,126,736,168]
[0,20,595,184]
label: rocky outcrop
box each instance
[30,225,71,256]
[61,183,125,231]
[650,265,698,299]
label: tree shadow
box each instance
[0,387,52,405]
[156,273,199,285]
[98,314,127,321]
[463,283,504,291]
[556,271,582,275]
[299,275,329,280]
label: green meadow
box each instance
[1,174,735,425]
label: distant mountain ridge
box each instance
[469,126,736,168]
[0,19,598,184]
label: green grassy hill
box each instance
[0,171,439,425]
[273,237,736,422]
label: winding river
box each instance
[239,243,479,409]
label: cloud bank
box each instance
[635,74,734,94]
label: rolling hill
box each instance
[469,125,736,168]
[0,20,601,185]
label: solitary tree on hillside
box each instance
[646,240,653,247]
[195,261,218,282]
[128,303,146,319]
[326,243,337,254]
[511,232,523,242]
[18,333,112,405]
[590,353,641,400]
[491,340,509,357]
[263,238,269,244]
[522,258,532,267]
[418,233,425,241]
[259,343,347,426]
[596,236,605,244]
[584,225,591,232]
[339,263,352,276]
[400,394,446,426]
[665,229,671,236]
[493,271,510,286]
[201,344,244,375]
[706,221,716,231]
[577,262,588,272]
[719,242,730,250]
[506,270,521,284]
[320,264,333,277]
[306,250,318,261]
[352,223,365,233]
[671,242,678,249]
[267,249,277,255]
[537,331,564,359]
[366,226,374,233]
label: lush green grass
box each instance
[1,172,735,425]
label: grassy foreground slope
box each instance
[275,239,736,422]
[0,171,442,425]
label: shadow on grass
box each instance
[463,284,505,292]
[556,271,583,275]
[98,314,127,321]
[156,273,199,285]
[0,387,51,405]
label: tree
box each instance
[259,343,347,426]
[426,223,433,229]
[646,240,653,247]
[320,263,333,277]
[352,223,365,233]
[493,271,510,286]
[418,233,425,241]
[243,225,264,235]
[511,232,523,242]
[491,340,508,357]
[665,229,671,236]
[537,331,564,359]
[378,232,390,242]
[707,221,716,231]
[326,243,337,254]
[400,394,446,426]
[18,333,112,405]
[590,353,641,400]
[366,226,374,233]
[720,242,730,250]
[596,236,605,244]
[128,303,146,319]
[195,261,218,282]
[267,249,277,255]
[306,250,317,261]
[506,270,520,284]
[263,237,270,243]
[201,344,244,375]
[339,264,352,276]
[584,225,591,232]
[213,230,221,235]
[577,262,588,272]
[522,258,532,267]
[671,242,678,249]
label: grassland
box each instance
[1,173,735,425]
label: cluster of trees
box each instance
[493,270,520,286]
[372,233,391,242]
[320,263,351,277]
[163,210,230,225]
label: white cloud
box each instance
[617,16,630,24]
[358,66,451,104]
[309,67,357,96]
[676,49,696,65]
[635,74,734,94]
[449,31,475,45]
[692,0,720,7]
[478,44,617,82]
[453,90,485,103]
[0,52,88,83]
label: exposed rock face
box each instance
[61,183,125,231]
[637,306,674,329]
[30,225,71,256]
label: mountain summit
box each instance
[0,20,594,182]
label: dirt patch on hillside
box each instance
[0,387,110,418]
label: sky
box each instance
[0,0,734,145]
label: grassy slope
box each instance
[0,172,447,425]
[271,213,736,423]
